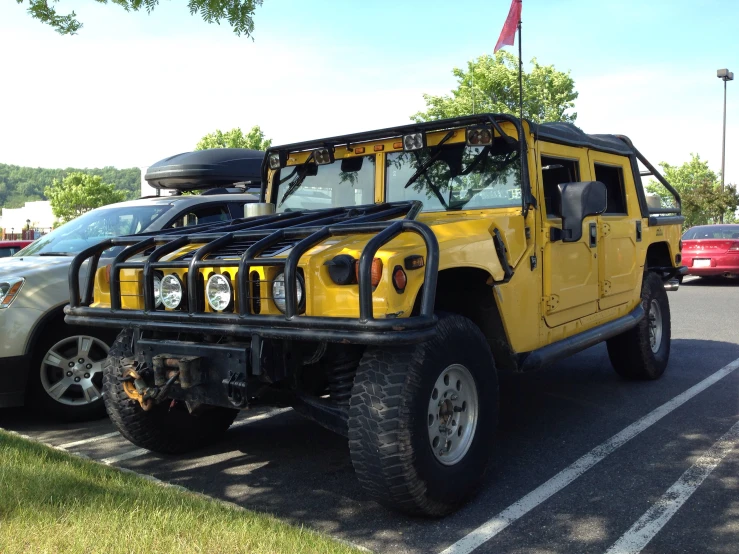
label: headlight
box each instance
[0,278,25,309]
[153,275,162,308]
[206,274,232,312]
[272,272,304,314]
[160,274,183,310]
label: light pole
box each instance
[717,68,734,223]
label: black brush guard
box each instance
[64,202,440,345]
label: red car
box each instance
[0,240,33,258]
[681,224,739,278]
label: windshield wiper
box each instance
[278,153,315,208]
[403,131,455,190]
[38,252,72,256]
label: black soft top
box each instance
[530,121,633,156]
[145,148,265,191]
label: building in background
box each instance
[0,200,55,239]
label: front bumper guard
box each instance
[65,203,440,345]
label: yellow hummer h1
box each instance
[66,114,685,516]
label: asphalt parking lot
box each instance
[2,276,738,554]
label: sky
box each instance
[1,0,738,185]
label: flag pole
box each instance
[517,5,527,216]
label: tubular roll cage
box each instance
[65,201,441,345]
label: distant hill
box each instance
[0,163,140,209]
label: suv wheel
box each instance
[606,271,671,380]
[103,330,238,454]
[348,314,498,517]
[29,326,111,421]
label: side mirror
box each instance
[552,181,607,242]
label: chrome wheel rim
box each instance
[40,335,109,406]
[648,299,663,354]
[427,364,479,466]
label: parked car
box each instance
[681,224,739,279]
[0,148,263,420]
[0,240,33,258]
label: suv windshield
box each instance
[275,156,376,212]
[386,139,521,211]
[15,205,172,256]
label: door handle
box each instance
[589,222,597,248]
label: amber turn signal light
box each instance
[392,266,407,293]
[354,258,383,287]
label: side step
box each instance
[520,305,645,372]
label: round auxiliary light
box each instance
[160,274,183,310]
[272,272,304,314]
[206,274,232,312]
[153,275,162,308]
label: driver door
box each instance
[538,143,600,327]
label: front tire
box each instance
[607,272,671,380]
[29,325,113,421]
[103,330,238,454]
[348,315,498,517]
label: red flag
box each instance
[494,0,522,52]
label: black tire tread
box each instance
[607,272,671,380]
[348,315,497,517]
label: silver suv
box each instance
[0,193,258,420]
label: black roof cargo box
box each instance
[145,148,265,190]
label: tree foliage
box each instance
[648,154,739,227]
[412,52,578,124]
[44,173,127,223]
[16,0,263,36]
[195,126,272,151]
[0,163,139,208]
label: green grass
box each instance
[0,430,361,554]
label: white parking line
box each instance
[604,418,739,554]
[439,357,739,554]
[58,431,120,450]
[101,447,150,465]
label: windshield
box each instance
[682,225,739,240]
[15,205,172,256]
[274,156,376,212]
[386,139,521,211]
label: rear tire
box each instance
[348,315,498,517]
[607,272,671,380]
[102,330,238,454]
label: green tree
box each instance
[648,154,739,227]
[412,52,578,124]
[17,0,262,36]
[44,173,126,223]
[195,126,272,150]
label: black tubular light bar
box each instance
[66,201,440,345]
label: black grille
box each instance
[175,238,296,261]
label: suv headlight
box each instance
[0,278,25,309]
[272,272,305,314]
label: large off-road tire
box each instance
[607,272,671,380]
[102,330,238,454]
[348,314,498,517]
[28,324,115,422]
